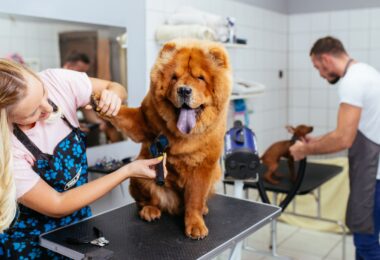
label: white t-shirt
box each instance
[11,69,92,198]
[338,62,380,179]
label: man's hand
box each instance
[290,140,308,161]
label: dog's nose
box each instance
[177,86,192,98]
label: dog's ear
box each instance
[209,47,228,68]
[159,42,176,59]
[285,125,295,134]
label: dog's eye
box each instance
[198,75,205,81]
[171,75,178,81]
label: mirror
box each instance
[0,13,127,147]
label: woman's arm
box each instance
[18,156,165,218]
[90,78,127,101]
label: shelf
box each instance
[230,92,264,100]
[223,43,250,49]
[156,41,249,49]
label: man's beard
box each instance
[327,73,340,85]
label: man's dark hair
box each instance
[64,52,90,64]
[310,36,347,57]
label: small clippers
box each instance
[66,226,109,247]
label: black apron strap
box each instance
[61,116,76,130]
[13,124,44,159]
[13,99,78,159]
[48,98,77,130]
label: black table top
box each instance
[225,160,343,195]
[40,194,281,260]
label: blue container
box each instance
[224,120,260,180]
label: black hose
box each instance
[256,158,307,212]
[279,158,307,211]
[257,165,270,204]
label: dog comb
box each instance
[149,135,169,186]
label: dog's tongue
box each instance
[177,108,196,134]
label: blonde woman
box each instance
[0,86,17,234]
[0,59,166,258]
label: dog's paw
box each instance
[185,218,209,240]
[139,205,161,222]
[90,93,111,118]
[90,93,101,110]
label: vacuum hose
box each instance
[256,158,307,212]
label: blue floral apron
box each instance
[0,101,92,259]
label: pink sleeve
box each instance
[39,69,92,109]
[38,69,92,127]
[13,155,41,199]
[63,69,92,108]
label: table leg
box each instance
[120,183,126,198]
[229,180,245,260]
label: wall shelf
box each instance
[156,41,249,49]
[230,92,264,100]
[223,43,250,49]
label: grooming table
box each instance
[40,194,281,260]
[224,160,345,259]
[244,160,342,193]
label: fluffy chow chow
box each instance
[106,39,232,239]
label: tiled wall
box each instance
[288,8,380,141]
[0,14,123,72]
[145,0,288,153]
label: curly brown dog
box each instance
[261,125,313,185]
[99,39,232,239]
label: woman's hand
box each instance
[87,78,127,117]
[122,154,168,179]
[96,89,122,117]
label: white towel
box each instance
[168,6,228,27]
[166,12,206,27]
[155,25,216,42]
[165,6,229,42]
[214,26,229,43]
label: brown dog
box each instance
[261,125,313,185]
[98,39,232,239]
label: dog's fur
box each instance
[261,125,313,185]
[102,39,232,239]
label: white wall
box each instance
[0,0,147,107]
[0,14,123,71]
[288,8,380,141]
[288,0,380,14]
[0,0,129,29]
[145,0,288,153]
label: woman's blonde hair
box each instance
[0,59,36,232]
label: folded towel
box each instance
[232,80,266,95]
[168,6,228,27]
[155,25,216,42]
[166,12,206,27]
[165,6,229,42]
[214,26,229,43]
